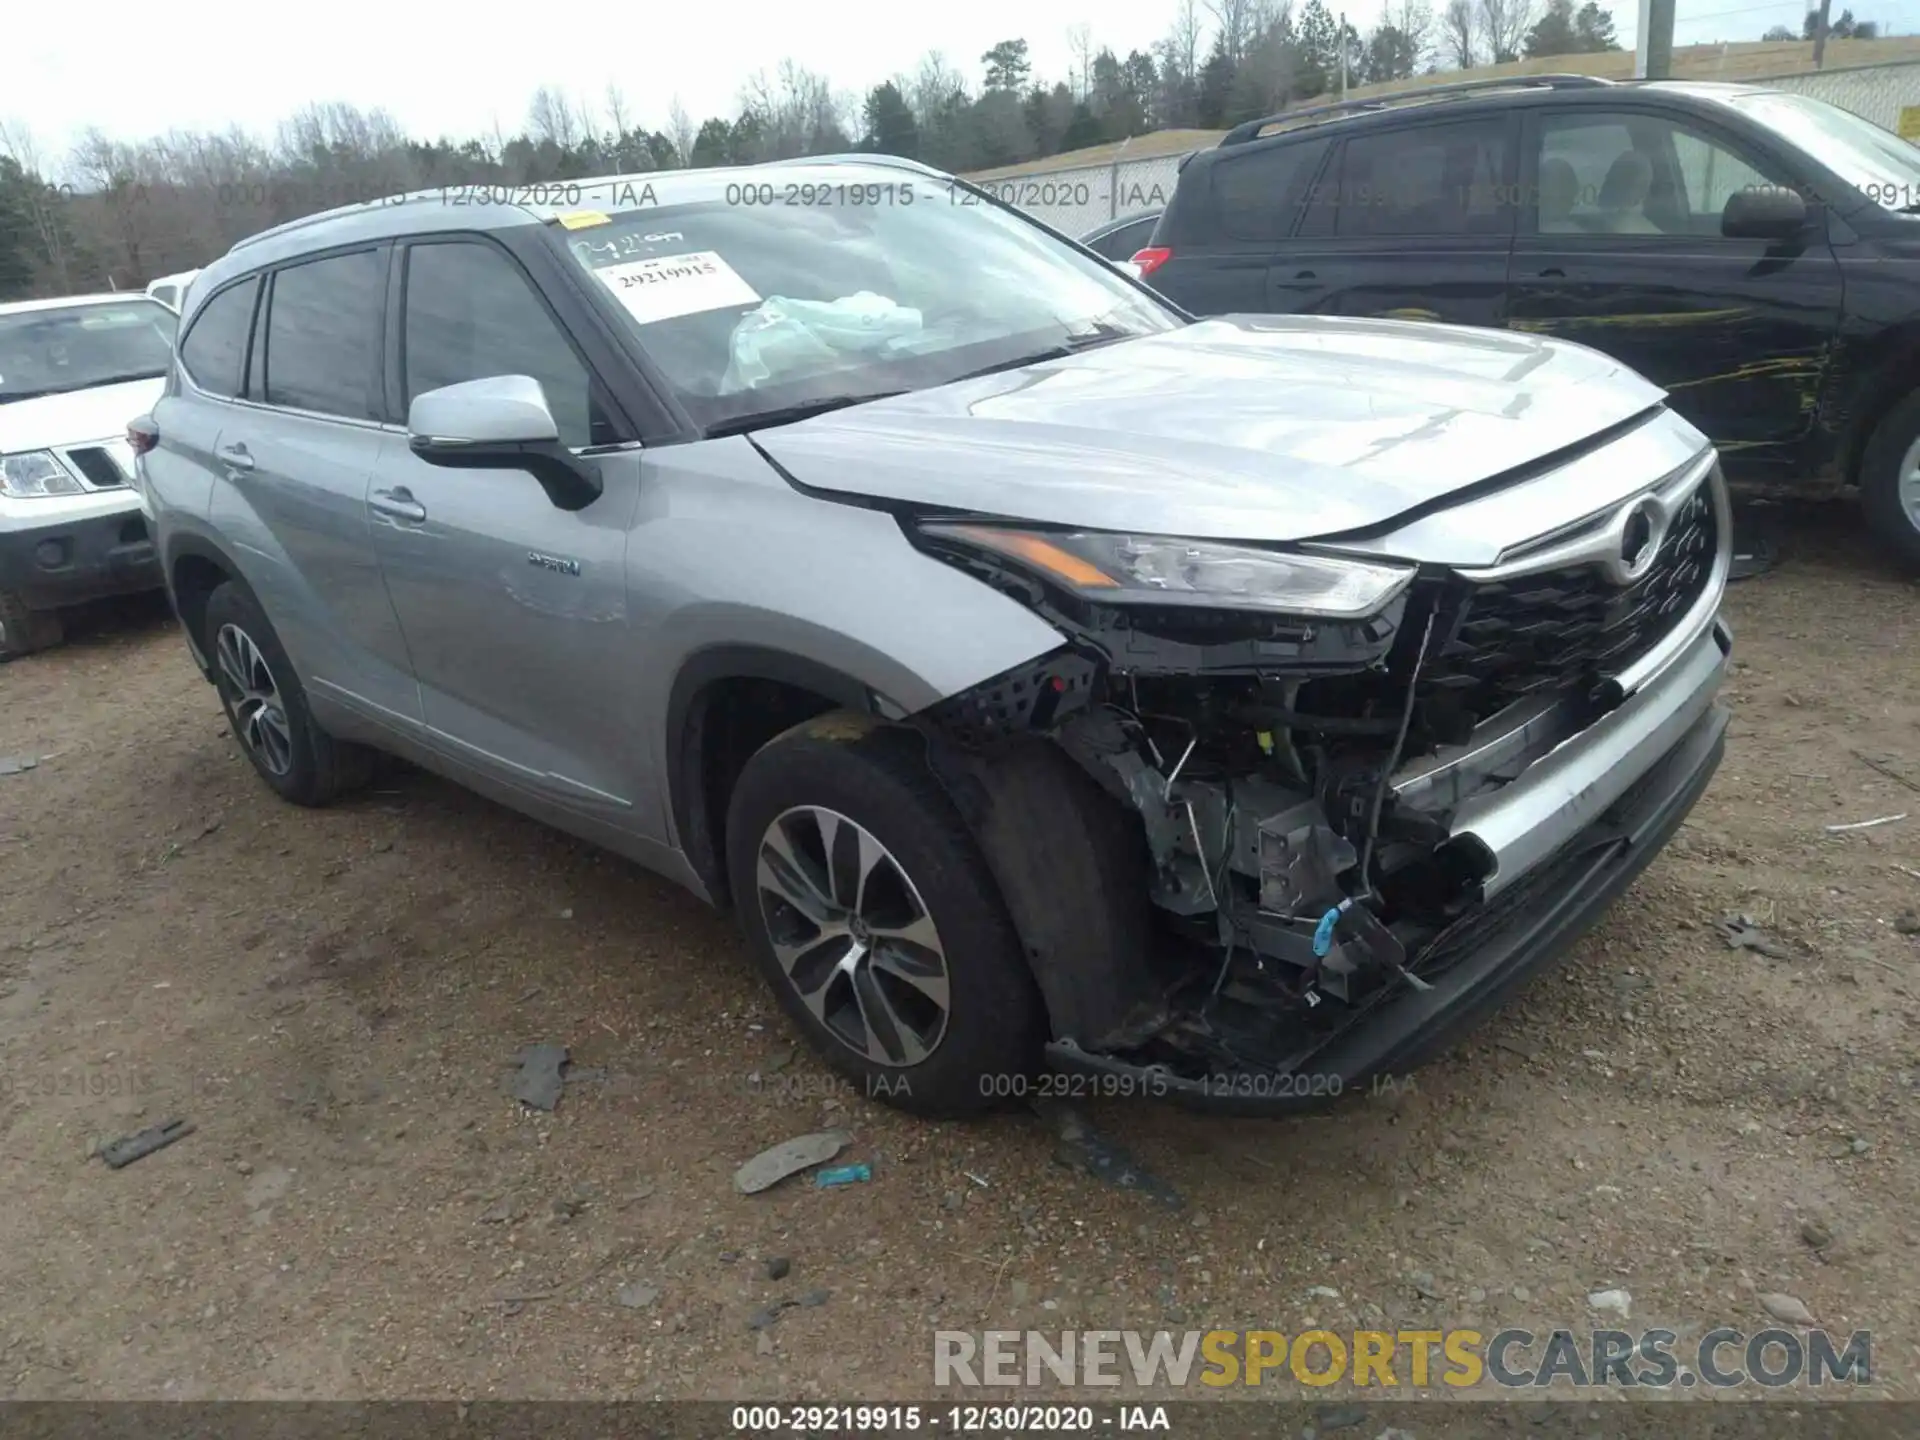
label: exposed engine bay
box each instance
[911,475,1722,1086]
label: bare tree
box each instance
[1169,0,1205,77]
[1066,23,1096,99]
[527,86,583,150]
[1474,0,1536,63]
[739,61,848,160]
[604,83,631,145]
[1442,0,1478,67]
[1203,0,1261,61]
[908,51,967,129]
[668,98,696,166]
[1394,0,1438,69]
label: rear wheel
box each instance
[725,713,1045,1117]
[0,590,63,661]
[203,580,373,806]
[1859,390,1920,573]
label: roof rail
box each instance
[1219,73,1614,147]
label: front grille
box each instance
[64,447,127,489]
[1419,480,1717,724]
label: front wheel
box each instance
[1859,390,1920,573]
[0,590,63,661]
[724,713,1045,1118]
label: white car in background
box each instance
[145,269,201,311]
[0,294,176,658]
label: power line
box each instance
[1682,0,1809,19]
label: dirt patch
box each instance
[0,512,1915,1400]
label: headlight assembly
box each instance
[0,451,86,499]
[918,522,1414,619]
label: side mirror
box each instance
[406,375,601,512]
[1722,186,1807,242]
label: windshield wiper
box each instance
[703,391,909,439]
[948,324,1141,386]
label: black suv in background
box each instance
[1138,75,1920,570]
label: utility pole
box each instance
[1812,0,1833,68]
[1340,10,1349,100]
[1635,0,1676,79]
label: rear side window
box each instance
[1334,120,1511,237]
[262,249,384,419]
[402,239,605,448]
[178,277,259,398]
[1210,139,1331,242]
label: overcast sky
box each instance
[8,0,1916,164]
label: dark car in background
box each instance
[1080,208,1163,270]
[1138,75,1920,570]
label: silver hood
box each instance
[753,315,1668,543]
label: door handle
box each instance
[217,442,255,472]
[1536,266,1567,278]
[1293,269,1317,280]
[369,487,427,523]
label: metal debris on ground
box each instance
[733,1130,851,1195]
[97,1118,195,1169]
[613,1280,660,1310]
[1852,751,1920,797]
[1033,1098,1183,1209]
[510,1042,571,1112]
[1718,913,1791,959]
[1823,813,1908,835]
[0,755,40,776]
[815,1164,871,1188]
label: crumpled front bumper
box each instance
[1048,620,1731,1115]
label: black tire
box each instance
[202,580,373,806]
[725,711,1045,1118]
[1859,389,1920,574]
[0,589,63,661]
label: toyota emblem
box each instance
[1602,496,1667,585]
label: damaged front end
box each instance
[910,446,1733,1108]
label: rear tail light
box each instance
[1129,246,1172,278]
[127,419,158,457]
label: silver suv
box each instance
[137,157,1732,1117]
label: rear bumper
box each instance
[0,500,160,609]
[1047,632,1730,1114]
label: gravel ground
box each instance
[0,503,1915,1402]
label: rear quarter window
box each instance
[178,277,260,399]
[1206,138,1332,244]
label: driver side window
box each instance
[402,240,612,448]
[1535,112,1783,238]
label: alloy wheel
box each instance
[754,805,952,1067]
[1901,436,1920,533]
[214,623,294,777]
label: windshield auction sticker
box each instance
[592,250,760,325]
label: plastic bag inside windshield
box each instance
[722,292,925,392]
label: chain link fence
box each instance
[968,153,1188,237]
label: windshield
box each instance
[555,177,1181,432]
[0,300,178,403]
[1726,90,1920,210]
